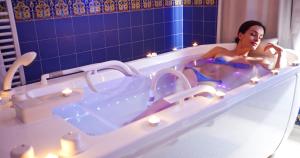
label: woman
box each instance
[184,20,283,87]
[127,21,283,124]
[204,20,282,68]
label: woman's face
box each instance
[238,25,264,52]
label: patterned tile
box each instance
[13,0,217,21]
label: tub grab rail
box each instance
[163,84,216,104]
[150,68,217,104]
[41,60,140,86]
[84,61,140,92]
[150,68,192,103]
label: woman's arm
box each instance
[263,43,283,69]
[202,46,229,58]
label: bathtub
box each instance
[0,43,300,158]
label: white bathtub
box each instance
[0,43,300,158]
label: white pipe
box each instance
[83,61,140,92]
[151,68,192,101]
[150,68,217,104]
[41,60,139,85]
[163,85,216,104]
[3,52,36,90]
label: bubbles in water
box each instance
[116,101,120,104]
[96,107,101,111]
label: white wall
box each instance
[218,0,279,43]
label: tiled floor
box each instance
[273,125,300,158]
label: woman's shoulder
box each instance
[202,46,230,58]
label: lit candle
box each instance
[172,47,177,51]
[45,153,59,158]
[250,77,260,84]
[148,115,160,126]
[60,132,83,157]
[62,88,73,97]
[146,52,158,58]
[215,90,225,98]
[271,69,279,75]
[10,144,35,158]
[151,52,157,57]
[146,53,152,58]
[192,42,198,47]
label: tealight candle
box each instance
[192,42,198,47]
[62,88,73,97]
[45,153,59,158]
[215,91,225,98]
[250,77,260,84]
[151,52,157,57]
[148,115,160,126]
[146,53,152,58]
[60,132,83,157]
[172,47,177,51]
[146,52,158,58]
[10,144,35,158]
[271,69,279,75]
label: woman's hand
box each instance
[263,43,283,69]
[263,43,283,55]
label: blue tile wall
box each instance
[15,0,218,83]
[183,3,218,47]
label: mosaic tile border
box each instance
[12,0,217,21]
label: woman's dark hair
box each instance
[235,20,266,43]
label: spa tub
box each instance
[0,43,300,158]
